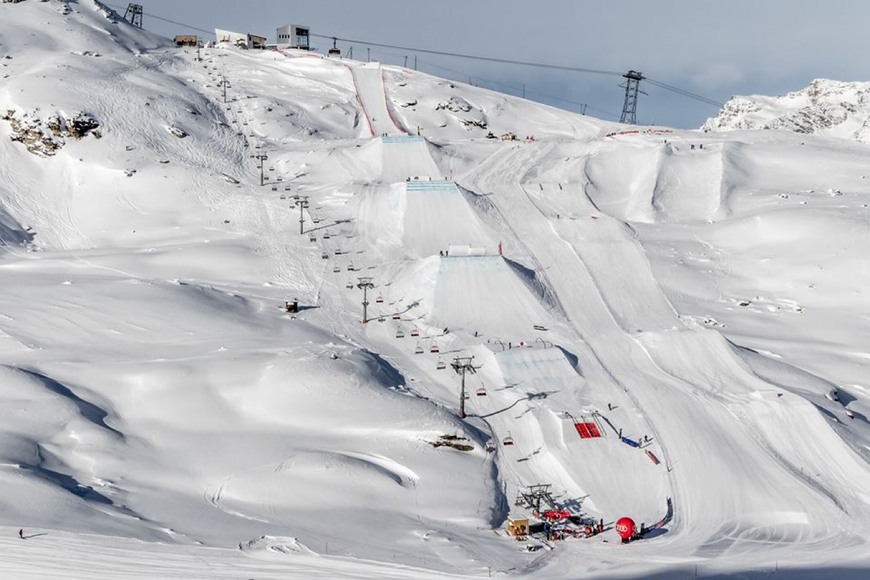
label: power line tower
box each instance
[619,70,646,125]
[293,195,309,234]
[451,356,478,418]
[356,277,375,323]
[124,3,143,29]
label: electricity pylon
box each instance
[619,70,646,125]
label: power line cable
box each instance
[103,2,214,35]
[316,33,724,108]
[644,78,724,107]
[414,58,620,119]
[102,3,724,111]
[312,33,624,78]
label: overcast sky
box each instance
[126,0,870,128]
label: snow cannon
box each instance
[615,517,635,543]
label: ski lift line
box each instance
[312,33,624,77]
[111,1,723,111]
[416,59,621,120]
[644,78,724,107]
[318,33,723,108]
[114,1,723,111]
[104,2,215,35]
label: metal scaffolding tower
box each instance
[124,3,143,28]
[619,70,645,125]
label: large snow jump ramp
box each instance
[379,135,442,183]
[356,180,496,258]
[430,255,552,334]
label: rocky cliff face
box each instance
[702,79,870,142]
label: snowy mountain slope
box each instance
[703,78,870,142]
[1,1,870,579]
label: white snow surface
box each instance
[1,2,870,579]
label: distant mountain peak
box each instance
[702,79,870,142]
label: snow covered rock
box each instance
[3,109,101,156]
[702,79,870,142]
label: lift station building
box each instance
[277,24,310,50]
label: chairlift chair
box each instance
[410,329,420,337]
[347,264,355,271]
[476,386,487,396]
[392,314,401,320]
[436,359,446,370]
[346,280,354,289]
[321,252,329,259]
[414,343,424,355]
[375,296,384,304]
[503,433,515,446]
[332,266,341,273]
[323,232,331,240]
[396,329,405,339]
[309,234,316,242]
[430,344,440,354]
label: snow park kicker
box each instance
[378,135,442,183]
[355,179,497,257]
[651,142,725,222]
[471,345,669,526]
[431,254,553,335]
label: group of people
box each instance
[583,519,606,537]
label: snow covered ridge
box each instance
[702,79,870,141]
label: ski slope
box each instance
[1,1,870,579]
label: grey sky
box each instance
[128,0,870,128]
